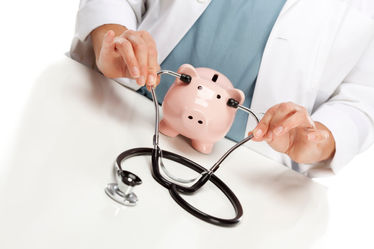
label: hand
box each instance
[250,102,336,164]
[91,24,160,90]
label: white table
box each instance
[0,57,328,249]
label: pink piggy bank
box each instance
[159,64,245,154]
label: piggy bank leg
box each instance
[159,119,179,137]
[191,140,214,154]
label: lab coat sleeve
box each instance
[70,0,145,71]
[305,37,374,177]
[75,0,140,42]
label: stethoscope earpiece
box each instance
[179,73,192,83]
[227,98,239,108]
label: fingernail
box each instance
[148,74,156,86]
[274,126,283,136]
[254,129,263,138]
[132,67,140,78]
[138,76,145,86]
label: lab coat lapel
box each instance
[250,0,345,113]
[250,0,303,113]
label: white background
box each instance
[0,0,77,170]
[0,1,373,248]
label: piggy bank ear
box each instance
[227,88,245,105]
[176,64,198,85]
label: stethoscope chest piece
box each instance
[105,170,142,206]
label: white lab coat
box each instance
[70,0,374,177]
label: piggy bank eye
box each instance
[198,86,203,90]
[216,94,221,99]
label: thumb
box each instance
[101,30,116,52]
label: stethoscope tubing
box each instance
[115,146,243,226]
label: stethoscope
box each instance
[105,70,261,226]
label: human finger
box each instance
[96,30,116,70]
[251,105,278,141]
[272,107,314,137]
[139,30,159,89]
[155,64,161,86]
[101,30,116,53]
[114,37,141,79]
[122,30,148,86]
[146,65,161,91]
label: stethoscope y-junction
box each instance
[105,70,261,226]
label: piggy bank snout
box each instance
[182,109,207,128]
